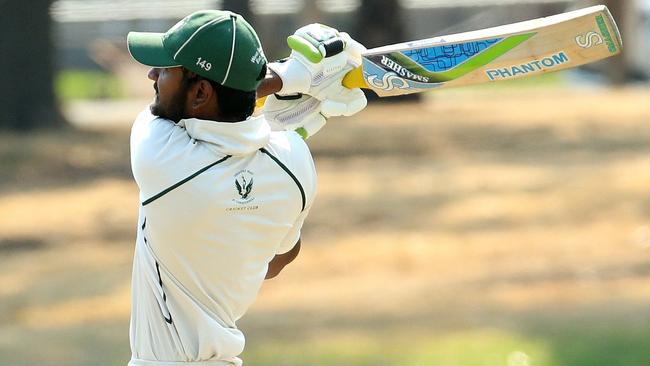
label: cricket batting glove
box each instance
[268,23,367,116]
[263,92,364,139]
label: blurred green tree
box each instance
[222,0,253,22]
[0,0,65,131]
[356,0,404,49]
[300,0,323,24]
[355,0,419,101]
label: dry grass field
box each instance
[1,87,650,365]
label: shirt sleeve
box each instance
[273,131,318,255]
[275,206,311,254]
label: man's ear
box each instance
[190,79,215,110]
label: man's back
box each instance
[129,109,316,365]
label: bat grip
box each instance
[255,65,366,110]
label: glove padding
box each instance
[264,91,365,139]
[264,94,325,139]
[268,23,367,105]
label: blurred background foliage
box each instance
[1,0,649,129]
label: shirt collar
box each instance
[180,115,271,156]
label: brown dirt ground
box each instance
[1,87,649,364]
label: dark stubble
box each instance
[150,77,193,123]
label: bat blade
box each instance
[343,5,622,97]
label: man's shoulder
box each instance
[267,130,311,159]
[265,130,316,187]
[135,107,156,123]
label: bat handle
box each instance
[342,66,367,89]
[255,65,367,110]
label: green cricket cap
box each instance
[127,10,267,92]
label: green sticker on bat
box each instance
[596,15,618,53]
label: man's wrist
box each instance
[256,68,285,98]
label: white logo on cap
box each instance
[250,48,265,64]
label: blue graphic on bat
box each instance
[402,38,503,72]
[362,58,444,93]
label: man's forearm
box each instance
[265,240,301,279]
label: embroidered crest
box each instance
[235,176,253,199]
[233,170,255,204]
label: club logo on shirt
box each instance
[233,170,255,204]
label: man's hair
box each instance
[182,66,266,121]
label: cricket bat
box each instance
[340,5,622,96]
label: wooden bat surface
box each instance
[341,5,622,96]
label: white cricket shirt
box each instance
[128,109,317,366]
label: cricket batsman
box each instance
[126,9,366,366]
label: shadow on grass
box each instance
[0,320,130,366]
[0,236,46,253]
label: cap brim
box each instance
[127,32,181,67]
